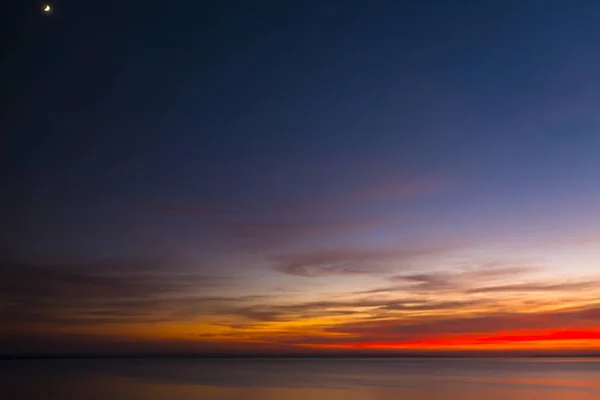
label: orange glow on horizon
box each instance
[304,329,600,351]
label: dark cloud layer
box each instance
[0,260,232,329]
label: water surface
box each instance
[2,358,599,400]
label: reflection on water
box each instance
[2,358,600,400]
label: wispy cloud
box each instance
[144,178,448,256]
[341,179,446,206]
[148,178,446,229]
[216,296,484,323]
[276,178,448,215]
[0,260,236,329]
[363,262,541,294]
[272,249,390,277]
[576,236,600,245]
[467,281,600,294]
[272,246,451,277]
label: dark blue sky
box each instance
[3,0,600,276]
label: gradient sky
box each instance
[2,0,600,355]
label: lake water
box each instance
[2,358,600,400]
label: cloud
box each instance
[341,179,446,206]
[579,236,600,245]
[272,246,450,277]
[390,272,456,291]
[274,178,448,216]
[318,305,600,345]
[0,259,238,330]
[148,178,446,230]
[147,206,396,255]
[143,178,447,256]
[215,295,485,323]
[3,255,599,355]
[460,262,540,280]
[272,249,387,277]
[364,262,540,294]
[466,281,600,294]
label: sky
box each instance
[2,0,600,355]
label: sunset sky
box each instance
[2,0,600,355]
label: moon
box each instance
[43,4,52,13]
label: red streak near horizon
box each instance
[309,329,600,350]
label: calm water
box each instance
[2,358,600,400]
